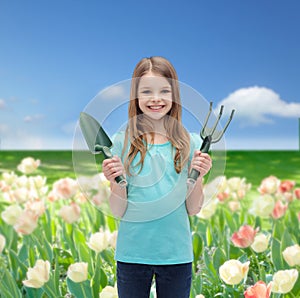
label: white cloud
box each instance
[0,99,6,109]
[24,114,44,123]
[215,86,300,126]
[225,136,298,150]
[98,85,127,100]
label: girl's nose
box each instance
[150,93,161,101]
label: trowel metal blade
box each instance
[79,112,112,154]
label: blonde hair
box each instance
[122,56,190,175]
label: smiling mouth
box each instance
[147,105,165,111]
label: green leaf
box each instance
[213,247,227,270]
[218,208,225,232]
[106,215,117,232]
[78,243,93,274]
[42,209,52,243]
[73,228,86,245]
[23,287,44,298]
[67,279,93,298]
[43,274,62,298]
[206,225,212,247]
[91,254,101,298]
[192,232,203,263]
[203,249,217,278]
[281,229,295,251]
[0,267,22,298]
[271,238,284,270]
[223,208,237,232]
[8,248,28,281]
[290,272,300,297]
[53,248,74,272]
[99,268,108,290]
[272,220,284,241]
[18,244,29,264]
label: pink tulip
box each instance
[58,202,81,224]
[272,200,288,219]
[231,225,259,248]
[217,191,230,202]
[14,210,38,235]
[294,188,300,200]
[278,180,295,193]
[244,280,272,298]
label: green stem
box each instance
[43,282,58,298]
[250,248,263,279]
[80,283,88,298]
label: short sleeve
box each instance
[189,133,202,161]
[111,131,126,158]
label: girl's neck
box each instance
[141,115,169,144]
[145,132,169,145]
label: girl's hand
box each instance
[102,156,126,184]
[190,150,212,178]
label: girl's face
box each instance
[137,72,173,121]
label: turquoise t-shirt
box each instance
[111,131,201,265]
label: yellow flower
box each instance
[17,157,40,174]
[251,233,270,253]
[99,285,118,298]
[87,231,110,253]
[1,205,23,225]
[197,199,218,220]
[67,262,88,283]
[23,260,50,288]
[282,245,300,266]
[250,194,275,218]
[271,269,298,294]
[219,259,250,285]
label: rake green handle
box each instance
[95,145,127,187]
[187,136,212,185]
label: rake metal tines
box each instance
[201,101,235,144]
[187,101,235,185]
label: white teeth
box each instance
[148,106,163,110]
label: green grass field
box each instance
[0,150,299,188]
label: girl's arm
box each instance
[185,150,212,215]
[102,156,128,218]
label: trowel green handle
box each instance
[95,145,127,187]
[187,136,211,185]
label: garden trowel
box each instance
[79,112,127,187]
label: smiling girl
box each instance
[102,56,212,298]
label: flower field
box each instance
[0,150,299,298]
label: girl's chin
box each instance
[144,112,165,120]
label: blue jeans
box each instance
[116,261,192,298]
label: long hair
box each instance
[122,56,190,175]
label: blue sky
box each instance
[0,0,300,150]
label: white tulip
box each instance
[271,269,298,294]
[23,260,50,288]
[219,259,250,285]
[282,245,300,267]
[251,233,270,253]
[67,262,88,283]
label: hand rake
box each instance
[187,102,235,185]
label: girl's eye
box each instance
[162,89,171,94]
[141,90,151,94]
